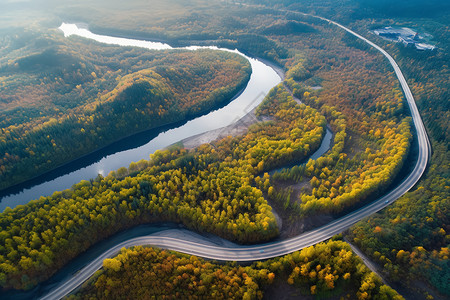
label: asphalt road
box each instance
[41,14,430,300]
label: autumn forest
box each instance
[0,0,448,299]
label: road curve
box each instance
[41,14,430,300]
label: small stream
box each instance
[1,24,334,299]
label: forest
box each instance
[251,0,448,297]
[0,0,448,298]
[0,29,251,190]
[70,239,402,299]
[236,7,414,241]
[0,84,327,290]
[332,4,449,298]
[258,0,449,297]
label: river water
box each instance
[1,24,336,299]
[0,23,282,211]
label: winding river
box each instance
[2,12,430,298]
[2,23,334,299]
[0,23,285,211]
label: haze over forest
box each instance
[0,0,448,299]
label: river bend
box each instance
[0,23,282,211]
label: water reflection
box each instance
[0,23,281,211]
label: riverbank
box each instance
[178,82,334,237]
[256,57,286,80]
[179,58,284,150]
[0,10,432,298]
[0,24,282,212]
[0,60,250,198]
[180,107,274,149]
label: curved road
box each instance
[41,13,430,300]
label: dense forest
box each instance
[332,5,449,299]
[0,84,327,290]
[236,7,413,235]
[0,29,251,190]
[72,239,402,299]
[251,0,448,297]
[0,0,448,298]
[80,0,414,220]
